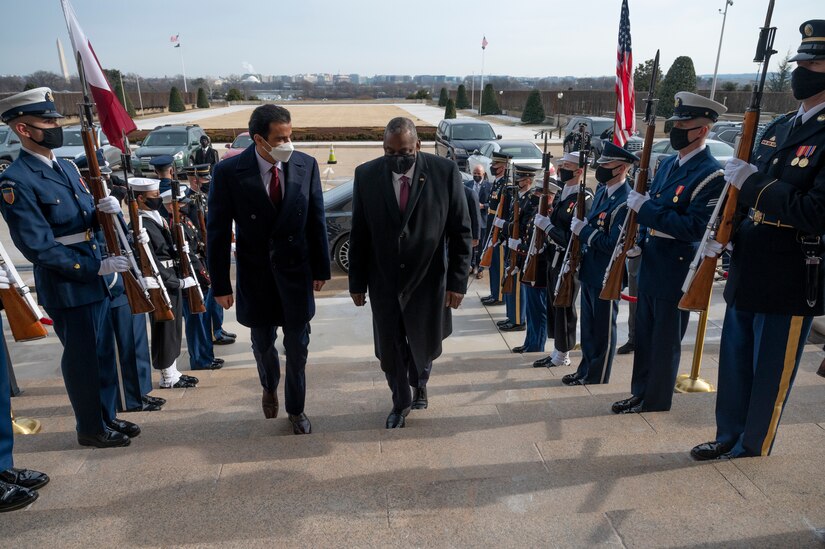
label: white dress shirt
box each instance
[22,146,55,168]
[560,183,578,201]
[795,101,825,125]
[255,149,285,198]
[676,143,706,167]
[391,163,416,206]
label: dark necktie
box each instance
[269,165,282,207]
[399,175,411,213]
[791,115,803,134]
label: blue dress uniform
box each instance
[693,21,825,459]
[631,145,726,411]
[0,151,119,438]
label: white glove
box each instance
[98,256,129,275]
[142,276,160,290]
[96,195,121,215]
[508,238,522,250]
[0,265,9,290]
[724,158,758,190]
[534,213,552,233]
[570,216,587,236]
[137,228,150,245]
[493,217,506,229]
[179,276,197,289]
[627,190,651,213]
[626,245,642,258]
[181,242,190,254]
[703,239,733,258]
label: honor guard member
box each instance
[562,141,634,386]
[129,177,200,389]
[185,165,237,345]
[533,151,594,368]
[481,151,513,306]
[150,154,176,197]
[692,21,825,460]
[499,164,534,332]
[0,88,140,448]
[512,167,560,353]
[194,135,219,172]
[614,91,727,414]
[161,187,224,371]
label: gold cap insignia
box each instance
[45,90,53,102]
[674,97,681,107]
[818,114,825,123]
[805,24,814,37]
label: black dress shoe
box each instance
[144,395,166,407]
[213,336,236,346]
[690,441,735,461]
[616,341,635,355]
[219,330,237,339]
[196,360,223,370]
[0,481,37,512]
[512,345,527,353]
[412,387,428,410]
[533,356,553,368]
[159,378,197,389]
[179,374,199,384]
[0,468,49,490]
[386,407,411,429]
[213,358,225,365]
[500,323,526,332]
[262,390,279,419]
[123,402,162,413]
[496,319,510,327]
[617,402,645,414]
[106,419,141,438]
[818,357,825,378]
[611,395,643,414]
[562,373,584,386]
[480,295,496,304]
[288,413,312,434]
[77,429,131,448]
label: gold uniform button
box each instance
[73,263,80,270]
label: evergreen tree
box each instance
[168,86,185,112]
[633,58,664,92]
[480,84,501,115]
[768,51,792,92]
[225,88,244,101]
[521,90,545,124]
[196,87,210,108]
[455,84,471,109]
[656,56,697,119]
[23,82,36,91]
[105,69,136,117]
[444,98,457,119]
[721,81,738,92]
[438,87,448,107]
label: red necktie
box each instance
[399,175,410,213]
[269,165,282,207]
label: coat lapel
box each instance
[236,145,274,215]
[779,115,824,152]
[273,155,306,233]
[21,151,71,189]
[380,157,402,224]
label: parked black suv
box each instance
[435,119,501,171]
[563,116,643,164]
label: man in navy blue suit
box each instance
[613,92,726,414]
[208,105,330,435]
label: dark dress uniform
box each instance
[544,184,594,359]
[631,147,725,411]
[179,211,217,370]
[0,150,119,437]
[515,190,543,348]
[485,173,510,302]
[573,180,630,384]
[502,188,532,328]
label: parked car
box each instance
[435,119,501,171]
[324,179,354,272]
[130,124,207,173]
[648,138,735,176]
[222,132,253,160]
[476,140,555,175]
[562,116,643,164]
[53,125,122,169]
[0,124,21,174]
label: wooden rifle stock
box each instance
[678,1,775,312]
[0,242,47,341]
[601,50,660,301]
[171,175,206,313]
[127,192,175,321]
[522,138,553,284]
[501,187,520,294]
[479,186,506,268]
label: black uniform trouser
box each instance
[379,315,432,412]
[150,289,183,370]
[546,257,578,353]
[251,323,309,415]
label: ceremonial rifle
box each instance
[170,168,206,313]
[478,160,512,268]
[554,124,590,307]
[0,242,47,341]
[75,54,154,315]
[600,50,660,300]
[679,0,776,312]
[522,132,554,284]
[121,136,175,321]
[501,183,521,294]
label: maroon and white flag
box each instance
[60,0,136,153]
[613,0,635,146]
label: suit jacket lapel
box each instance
[237,146,273,214]
[401,154,427,228]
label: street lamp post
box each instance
[710,0,734,102]
[557,92,564,137]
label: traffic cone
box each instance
[327,145,337,164]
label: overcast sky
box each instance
[1,0,816,79]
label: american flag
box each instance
[481,36,488,50]
[613,0,635,146]
[170,34,179,43]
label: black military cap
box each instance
[791,20,825,61]
[513,164,540,180]
[185,164,212,180]
[597,141,638,165]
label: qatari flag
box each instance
[60,0,136,153]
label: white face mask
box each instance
[263,140,294,163]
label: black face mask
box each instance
[669,126,703,151]
[472,175,482,183]
[595,165,617,184]
[200,182,210,194]
[558,167,576,183]
[387,153,416,174]
[26,124,63,149]
[491,164,503,178]
[791,66,825,100]
[144,197,164,211]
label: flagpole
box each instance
[480,48,485,114]
[471,72,475,112]
[136,75,144,114]
[178,42,188,94]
